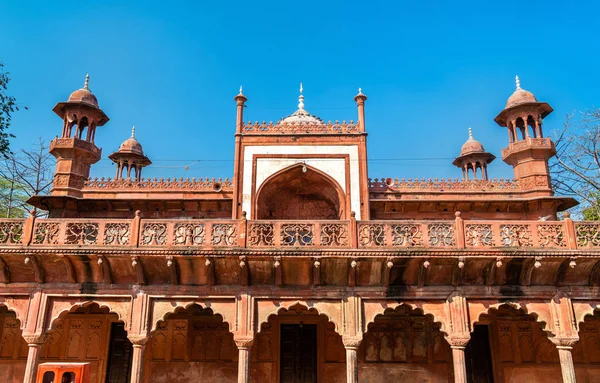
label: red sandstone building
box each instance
[0,76,598,383]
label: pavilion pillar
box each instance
[128,336,148,383]
[343,337,361,383]
[449,339,469,383]
[552,338,578,383]
[22,334,46,383]
[235,338,253,383]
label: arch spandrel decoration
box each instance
[256,300,342,335]
[363,300,449,336]
[254,163,347,220]
[468,300,555,336]
[573,301,600,329]
[0,296,29,331]
[150,299,237,334]
[46,298,132,332]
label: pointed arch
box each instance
[254,163,347,220]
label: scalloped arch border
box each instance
[150,300,235,334]
[469,301,553,335]
[363,301,449,336]
[0,299,27,332]
[48,300,130,332]
[257,300,342,335]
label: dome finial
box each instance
[298,82,305,110]
[83,74,90,90]
[515,75,521,90]
[468,127,473,139]
[358,87,363,95]
[239,85,243,94]
[131,126,136,138]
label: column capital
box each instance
[22,333,46,346]
[234,337,254,349]
[128,334,149,347]
[551,337,579,349]
[342,336,362,350]
[446,336,470,349]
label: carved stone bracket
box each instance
[446,336,470,349]
[22,333,47,345]
[342,336,362,350]
[550,337,579,350]
[128,334,149,347]
[234,337,254,349]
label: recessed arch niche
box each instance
[255,163,346,220]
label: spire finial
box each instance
[468,127,473,139]
[83,74,90,90]
[515,75,521,90]
[239,85,243,94]
[131,126,136,138]
[358,87,363,95]
[298,82,305,110]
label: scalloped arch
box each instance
[470,301,553,335]
[257,300,342,335]
[150,300,235,334]
[48,300,130,331]
[363,302,449,335]
[574,302,600,327]
[0,301,26,332]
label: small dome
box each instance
[67,74,99,108]
[118,127,144,156]
[460,128,485,156]
[505,76,537,108]
[278,83,323,125]
[68,88,99,108]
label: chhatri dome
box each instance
[117,126,145,156]
[66,74,100,109]
[505,75,537,108]
[278,83,323,124]
[459,127,486,156]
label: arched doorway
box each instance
[252,303,344,383]
[575,309,600,378]
[145,304,236,383]
[0,305,27,382]
[360,305,452,381]
[255,164,346,220]
[43,302,131,383]
[473,304,559,383]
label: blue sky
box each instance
[1,1,598,181]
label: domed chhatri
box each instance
[505,75,537,108]
[459,127,485,156]
[117,126,144,156]
[108,126,152,181]
[67,74,100,108]
[278,83,324,125]
[453,128,495,180]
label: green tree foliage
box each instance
[0,62,23,157]
[551,109,600,219]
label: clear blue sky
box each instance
[1,1,598,181]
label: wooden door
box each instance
[105,323,133,383]
[280,324,317,383]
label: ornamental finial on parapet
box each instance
[298,82,305,110]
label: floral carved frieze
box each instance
[243,120,359,135]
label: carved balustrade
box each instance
[0,214,599,251]
[368,177,520,191]
[83,177,233,191]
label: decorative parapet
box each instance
[501,137,555,159]
[83,177,233,192]
[368,178,520,191]
[50,137,102,157]
[1,212,598,251]
[242,120,359,135]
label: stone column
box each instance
[552,338,578,383]
[128,336,148,383]
[235,338,254,383]
[22,334,46,383]
[447,337,470,383]
[343,337,362,383]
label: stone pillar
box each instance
[552,338,578,383]
[343,337,361,383]
[128,336,148,383]
[448,339,469,383]
[22,334,46,383]
[235,338,254,383]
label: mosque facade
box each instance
[0,76,598,383]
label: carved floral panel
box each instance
[65,223,99,245]
[248,223,274,247]
[103,223,131,246]
[428,223,455,247]
[141,223,168,246]
[575,223,600,248]
[281,224,314,246]
[358,224,385,247]
[173,223,205,246]
[0,221,23,245]
[465,224,494,247]
[391,224,423,247]
[320,223,348,247]
[500,224,532,247]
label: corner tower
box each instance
[494,76,555,193]
[50,75,109,197]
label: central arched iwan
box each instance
[255,163,347,220]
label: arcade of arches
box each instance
[2,296,600,383]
